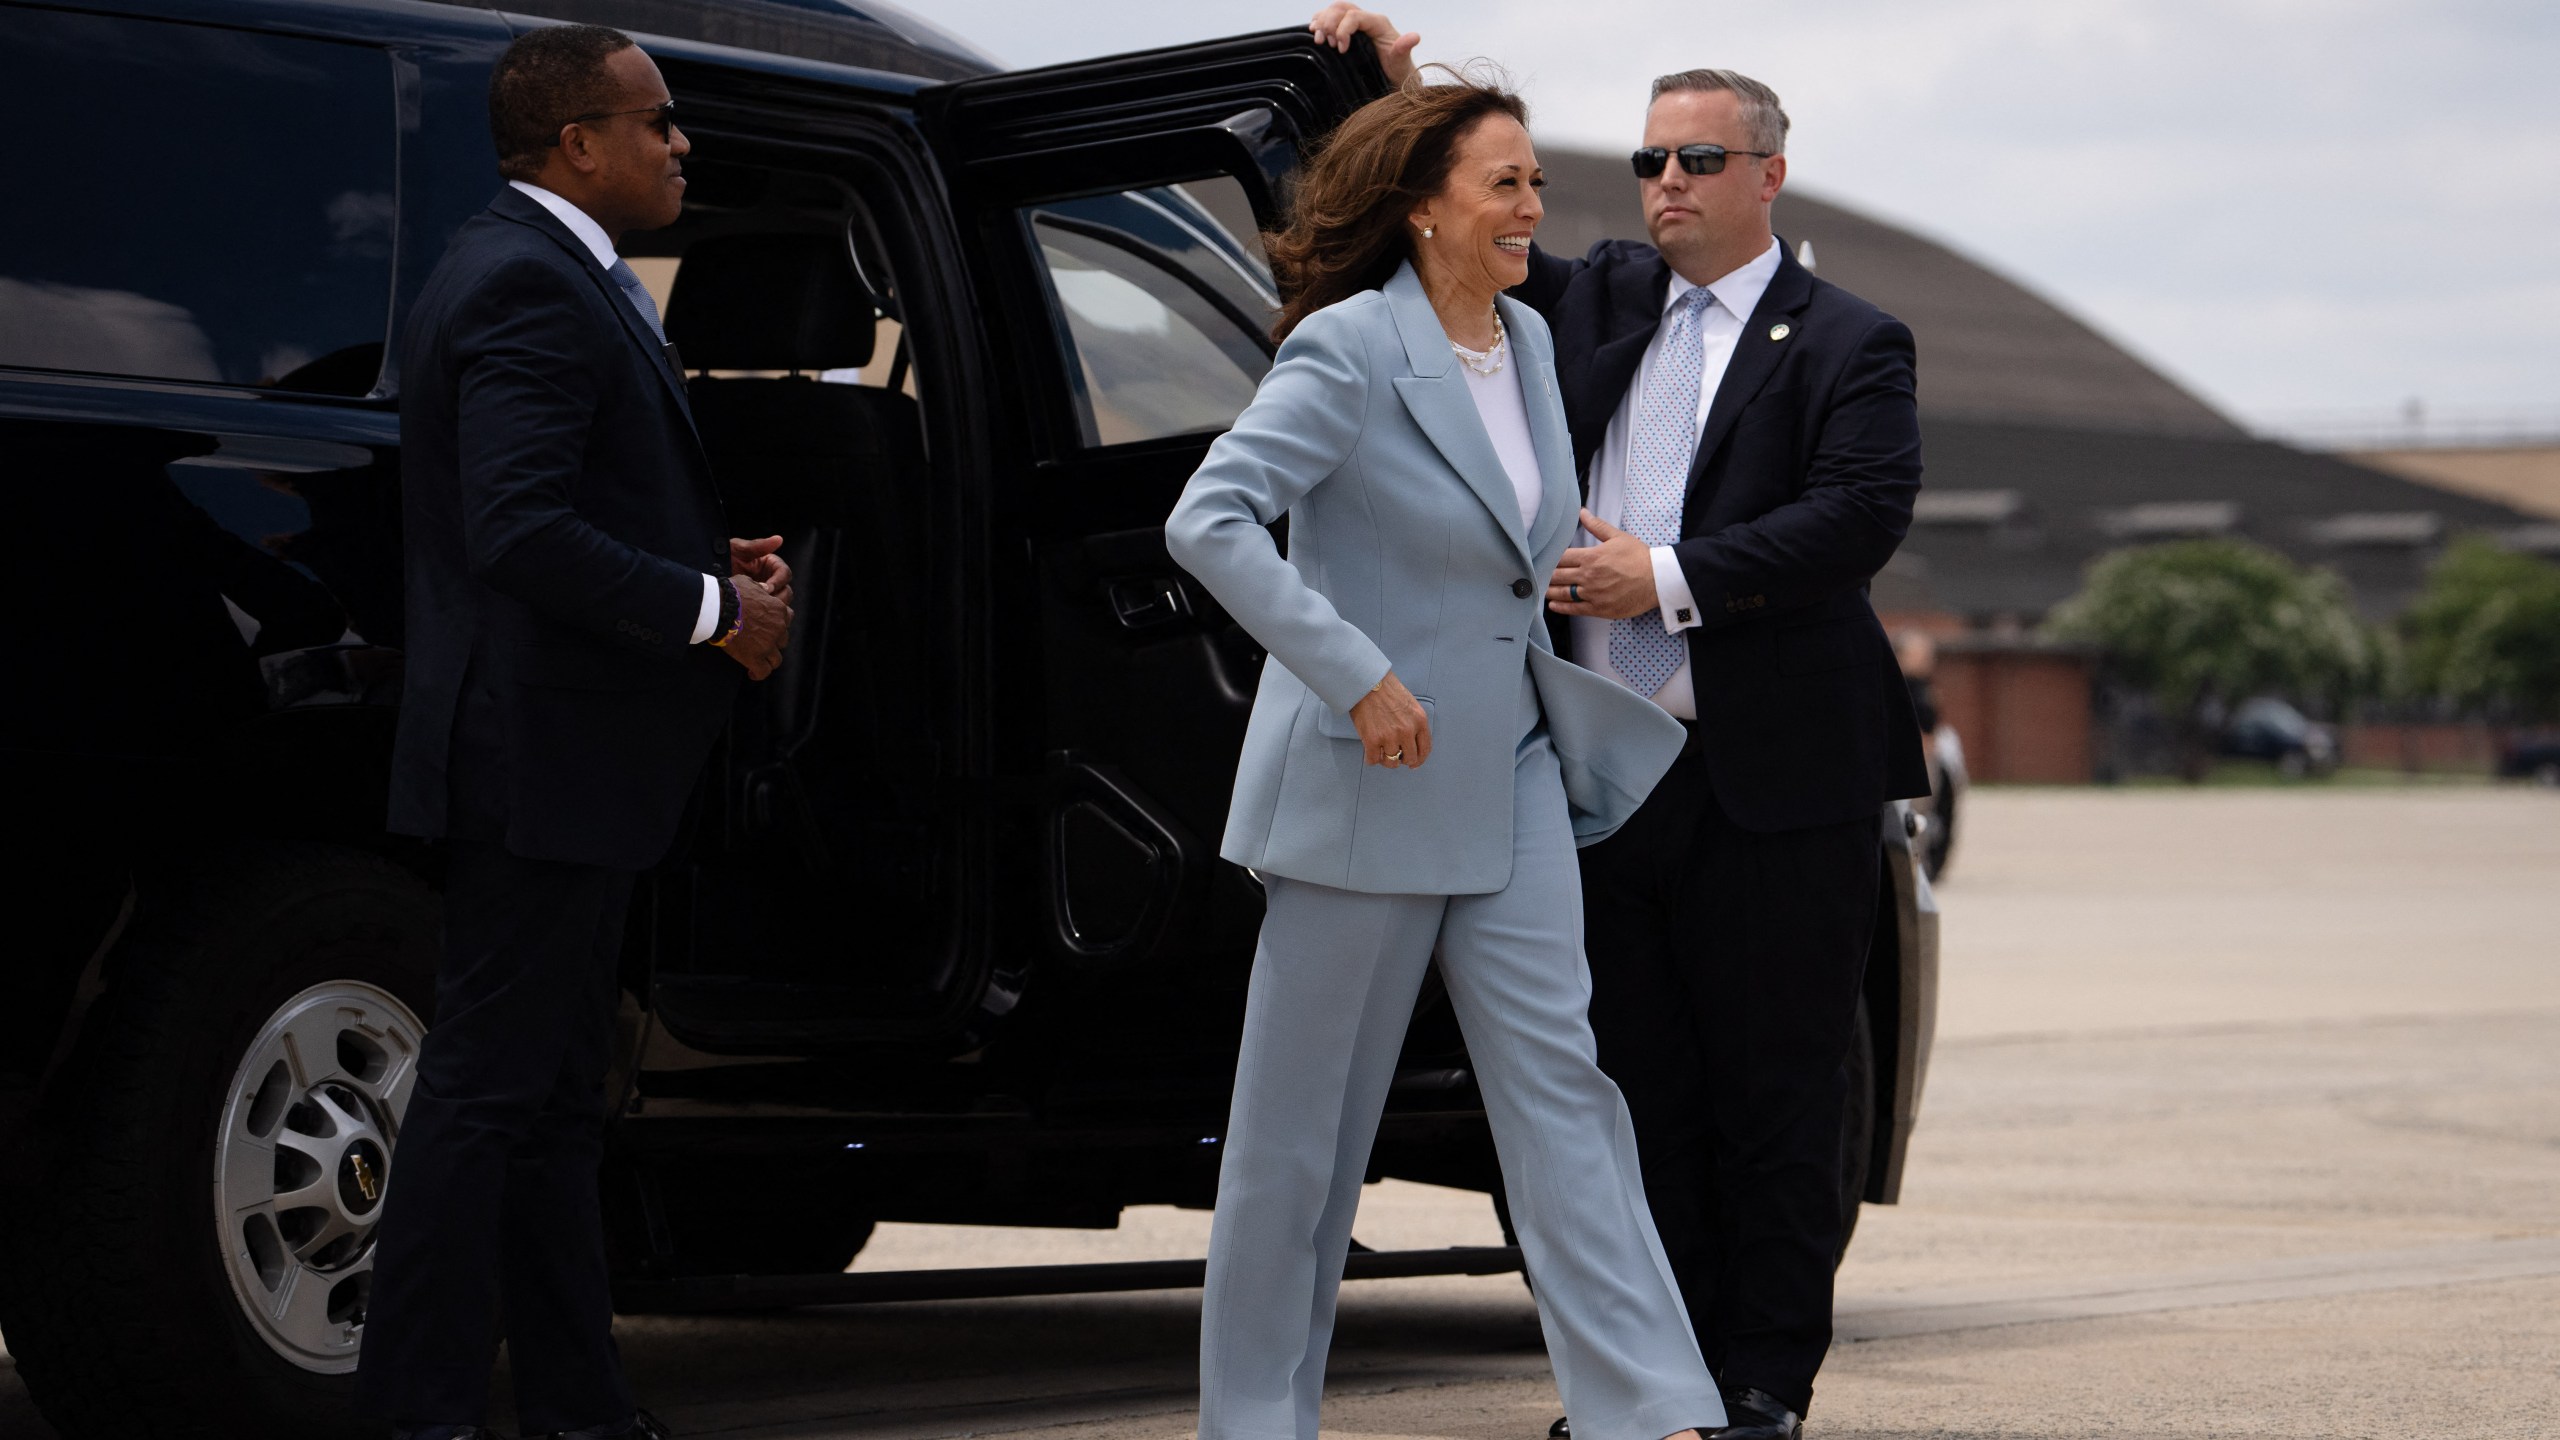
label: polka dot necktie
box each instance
[1609,285,1717,697]
[608,257,668,345]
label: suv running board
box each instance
[615,1244,1525,1313]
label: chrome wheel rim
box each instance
[213,979,425,1372]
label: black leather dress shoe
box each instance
[1547,1418,1571,1440]
[1704,1387,1802,1440]
[539,1408,672,1440]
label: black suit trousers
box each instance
[357,839,636,1433]
[1579,733,1878,1416]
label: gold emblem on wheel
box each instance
[350,1152,380,1203]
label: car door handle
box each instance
[1107,574,1192,633]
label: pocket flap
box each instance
[514,637,663,692]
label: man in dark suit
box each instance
[1524,76,1928,1440]
[1312,15,1928,1438]
[359,25,791,1440]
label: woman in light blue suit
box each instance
[1167,77,1725,1440]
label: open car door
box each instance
[922,29,1382,226]
[919,32,1384,968]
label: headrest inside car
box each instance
[665,232,879,372]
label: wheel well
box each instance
[0,856,133,1135]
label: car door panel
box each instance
[922,31,1382,969]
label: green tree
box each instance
[2401,536,2560,721]
[2045,538,2372,779]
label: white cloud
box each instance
[923,0,2559,427]
[0,278,219,381]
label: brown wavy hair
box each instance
[1267,70,1529,342]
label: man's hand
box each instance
[1310,3,1419,86]
[1349,670,1432,769]
[730,534,793,608]
[719,576,793,681]
[1547,510,1661,620]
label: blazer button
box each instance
[1511,578,1533,598]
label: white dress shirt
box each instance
[1572,235,1783,720]
[509,180,725,645]
[1460,340,1543,531]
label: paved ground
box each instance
[6,787,2557,1438]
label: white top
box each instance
[1572,235,1784,720]
[508,180,724,644]
[1461,353,1544,531]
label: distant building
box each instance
[1530,149,2558,626]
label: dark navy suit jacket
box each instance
[1514,238,1930,833]
[389,186,738,871]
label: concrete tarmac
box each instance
[5,787,2556,1438]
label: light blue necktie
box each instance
[607,257,668,345]
[1610,285,1718,696]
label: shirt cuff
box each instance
[689,573,723,644]
[1650,546,1702,633]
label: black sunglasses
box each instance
[558,100,677,142]
[1630,143,1774,179]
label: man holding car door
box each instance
[1309,11,1930,1437]
[361,24,792,1440]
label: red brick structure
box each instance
[1931,641,2096,783]
[2339,723,2505,774]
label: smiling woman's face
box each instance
[1412,113,1544,302]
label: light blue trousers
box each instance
[1198,736,1726,1440]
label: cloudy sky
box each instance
[915,0,2559,439]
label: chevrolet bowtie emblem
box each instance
[1768,322,1792,341]
[350,1152,380,1203]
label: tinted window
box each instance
[0,11,395,395]
[1027,183,1276,448]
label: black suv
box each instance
[0,3,1939,1435]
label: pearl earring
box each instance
[1421,225,1435,239]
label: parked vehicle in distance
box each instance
[0,4,1941,1437]
[2498,733,2560,786]
[2219,696,2339,777]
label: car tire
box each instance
[1924,774,1958,881]
[0,844,439,1440]
[1836,993,1876,1267]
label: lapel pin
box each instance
[1768,322,1792,342]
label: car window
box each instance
[1025,182,1277,448]
[0,11,395,395]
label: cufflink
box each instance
[1675,607,1693,623]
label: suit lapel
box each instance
[1685,242,1813,506]
[1505,295,1579,563]
[1566,253,1672,485]
[1383,265,1534,567]
[488,189,701,445]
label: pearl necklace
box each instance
[1450,311,1508,377]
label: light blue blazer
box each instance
[1166,263,1686,895]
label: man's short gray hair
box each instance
[1650,69,1789,156]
